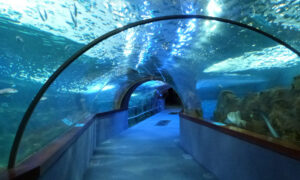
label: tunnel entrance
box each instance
[126,80,182,127]
[163,88,182,108]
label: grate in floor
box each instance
[155,120,171,126]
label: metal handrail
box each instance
[128,106,160,120]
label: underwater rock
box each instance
[292,75,300,90]
[214,77,300,144]
[295,97,300,118]
[239,93,261,121]
[214,90,240,122]
[185,108,203,119]
[183,90,203,119]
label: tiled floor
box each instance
[83,108,217,180]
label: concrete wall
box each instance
[180,116,300,180]
[95,110,128,146]
[40,110,128,180]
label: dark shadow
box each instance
[163,88,183,108]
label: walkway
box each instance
[83,108,217,180]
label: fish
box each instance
[40,97,47,101]
[64,45,71,51]
[74,3,78,17]
[44,10,48,20]
[15,36,24,43]
[62,118,73,126]
[38,8,46,21]
[69,9,77,27]
[226,111,247,127]
[253,109,279,138]
[0,88,18,95]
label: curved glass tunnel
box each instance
[128,81,167,127]
[0,0,299,178]
[127,80,183,127]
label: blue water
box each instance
[201,100,217,120]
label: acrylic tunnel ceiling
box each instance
[0,0,300,169]
[0,0,299,87]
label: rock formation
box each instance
[214,75,300,145]
[292,75,300,90]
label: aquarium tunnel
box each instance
[0,0,300,180]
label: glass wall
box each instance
[209,67,300,144]
[0,10,83,170]
[0,0,184,169]
[15,31,147,164]
[14,18,299,166]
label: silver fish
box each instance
[44,10,48,20]
[256,110,279,138]
[0,88,18,95]
[260,113,279,138]
[74,3,77,17]
[40,97,47,101]
[15,36,24,43]
[38,8,46,21]
[69,9,77,27]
